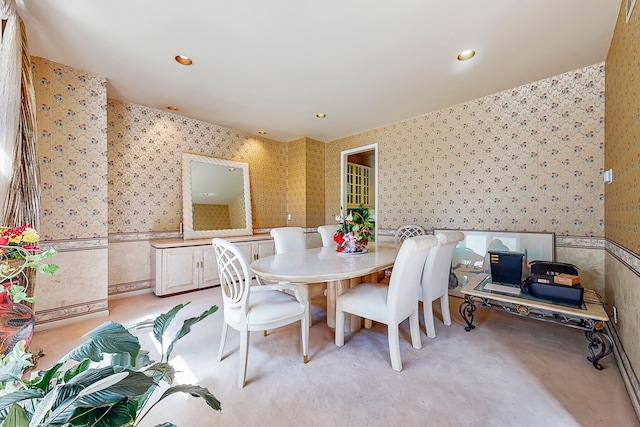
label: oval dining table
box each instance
[249,242,400,332]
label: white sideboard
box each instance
[151,234,275,296]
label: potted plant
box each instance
[333,205,375,253]
[0,302,220,426]
[0,225,58,355]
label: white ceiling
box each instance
[17,0,620,143]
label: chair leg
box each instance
[335,304,345,347]
[441,295,452,326]
[409,310,422,350]
[298,285,313,327]
[388,324,402,371]
[424,300,437,339]
[217,322,228,361]
[238,328,249,388]
[301,301,309,364]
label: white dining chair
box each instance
[317,225,338,247]
[395,224,426,243]
[420,231,465,338]
[212,238,309,388]
[335,235,438,371]
[270,227,326,325]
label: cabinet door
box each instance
[200,246,219,288]
[256,240,275,259]
[235,241,255,263]
[162,247,198,294]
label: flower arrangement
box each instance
[0,225,58,304]
[333,205,375,253]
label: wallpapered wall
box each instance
[326,63,606,238]
[33,57,108,240]
[286,137,326,227]
[192,204,230,230]
[606,3,640,254]
[107,101,289,232]
[604,0,640,408]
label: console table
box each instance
[459,273,612,370]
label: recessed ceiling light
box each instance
[166,105,179,111]
[315,113,327,118]
[175,55,193,65]
[228,167,236,172]
[457,50,476,61]
[258,131,267,135]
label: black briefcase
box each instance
[523,261,584,306]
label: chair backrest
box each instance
[212,238,252,310]
[421,231,465,301]
[387,235,438,322]
[270,227,306,254]
[395,224,426,243]
[317,225,338,247]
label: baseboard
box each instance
[108,279,153,298]
[607,322,640,421]
[109,288,153,300]
[34,310,109,332]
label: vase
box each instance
[0,281,35,355]
[340,238,369,254]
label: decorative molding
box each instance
[555,236,605,249]
[108,279,152,297]
[109,231,181,242]
[35,299,109,325]
[607,321,640,420]
[606,239,640,278]
[39,238,108,252]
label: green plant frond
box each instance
[1,403,29,427]
[154,423,177,427]
[152,303,190,346]
[141,362,175,384]
[165,305,218,360]
[63,322,140,363]
[67,399,133,427]
[0,389,44,413]
[62,359,91,383]
[27,362,63,392]
[158,384,221,412]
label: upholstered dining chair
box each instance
[212,238,309,388]
[317,225,338,247]
[270,227,326,325]
[420,231,465,338]
[335,235,438,371]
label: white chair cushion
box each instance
[225,289,304,326]
[338,283,389,323]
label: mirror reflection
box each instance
[191,162,246,231]
[182,153,252,239]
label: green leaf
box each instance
[1,403,29,427]
[158,384,221,412]
[152,303,189,348]
[141,362,175,384]
[0,389,44,413]
[38,263,59,275]
[154,423,177,427]
[165,305,218,359]
[62,359,91,383]
[68,400,133,427]
[29,362,63,392]
[62,322,140,363]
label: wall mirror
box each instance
[182,152,252,239]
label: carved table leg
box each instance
[459,298,476,331]
[585,327,613,370]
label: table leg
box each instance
[459,298,476,331]
[585,328,614,370]
[326,279,362,332]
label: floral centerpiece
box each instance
[333,205,375,253]
[0,224,58,304]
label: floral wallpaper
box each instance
[286,137,326,227]
[192,204,230,230]
[32,57,108,241]
[605,1,640,255]
[107,100,289,233]
[326,63,606,238]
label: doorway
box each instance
[340,143,378,240]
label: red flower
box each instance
[336,246,344,252]
[333,233,345,245]
[0,237,8,246]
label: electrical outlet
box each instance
[613,306,618,323]
[287,213,292,221]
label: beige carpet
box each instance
[32,288,639,427]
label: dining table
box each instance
[250,242,400,332]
